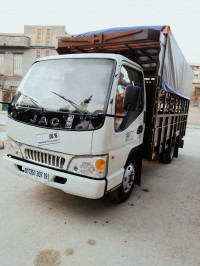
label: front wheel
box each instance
[109,158,138,203]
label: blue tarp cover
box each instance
[161,81,191,100]
[74,26,165,37]
[74,26,193,100]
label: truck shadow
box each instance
[26,161,149,215]
[25,179,145,221]
[24,154,198,221]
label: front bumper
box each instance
[4,155,106,199]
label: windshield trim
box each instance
[28,57,117,115]
[100,58,117,114]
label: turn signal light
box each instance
[95,159,106,170]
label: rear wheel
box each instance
[109,158,138,203]
[161,145,175,164]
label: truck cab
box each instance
[4,53,145,202]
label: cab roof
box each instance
[36,53,143,70]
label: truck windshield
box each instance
[15,58,115,113]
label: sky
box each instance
[0,0,199,63]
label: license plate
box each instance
[23,167,49,182]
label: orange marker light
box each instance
[111,156,115,160]
[162,25,170,35]
[95,159,106,170]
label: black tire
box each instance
[109,157,138,203]
[161,146,175,164]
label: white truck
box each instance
[3,26,193,202]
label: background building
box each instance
[190,63,200,106]
[0,25,69,110]
[187,63,200,125]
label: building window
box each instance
[13,54,22,76]
[46,29,52,46]
[195,87,200,96]
[36,28,43,45]
[3,90,15,101]
[44,49,51,57]
[2,90,15,110]
[0,54,4,74]
[193,74,198,81]
[35,49,42,60]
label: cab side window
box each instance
[115,65,143,131]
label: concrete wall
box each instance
[187,106,200,125]
[0,35,30,48]
[0,49,29,77]
[188,64,200,125]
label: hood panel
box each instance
[6,118,93,155]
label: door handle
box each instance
[137,125,143,134]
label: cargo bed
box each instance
[57,26,193,161]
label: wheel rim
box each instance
[122,163,135,193]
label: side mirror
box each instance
[123,85,140,111]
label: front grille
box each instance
[24,148,65,169]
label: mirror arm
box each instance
[0,101,11,105]
[98,113,125,118]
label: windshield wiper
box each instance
[50,91,87,116]
[15,92,46,113]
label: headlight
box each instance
[5,136,23,158]
[68,155,108,179]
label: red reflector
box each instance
[0,141,4,149]
[162,25,170,35]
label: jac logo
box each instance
[29,114,74,128]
